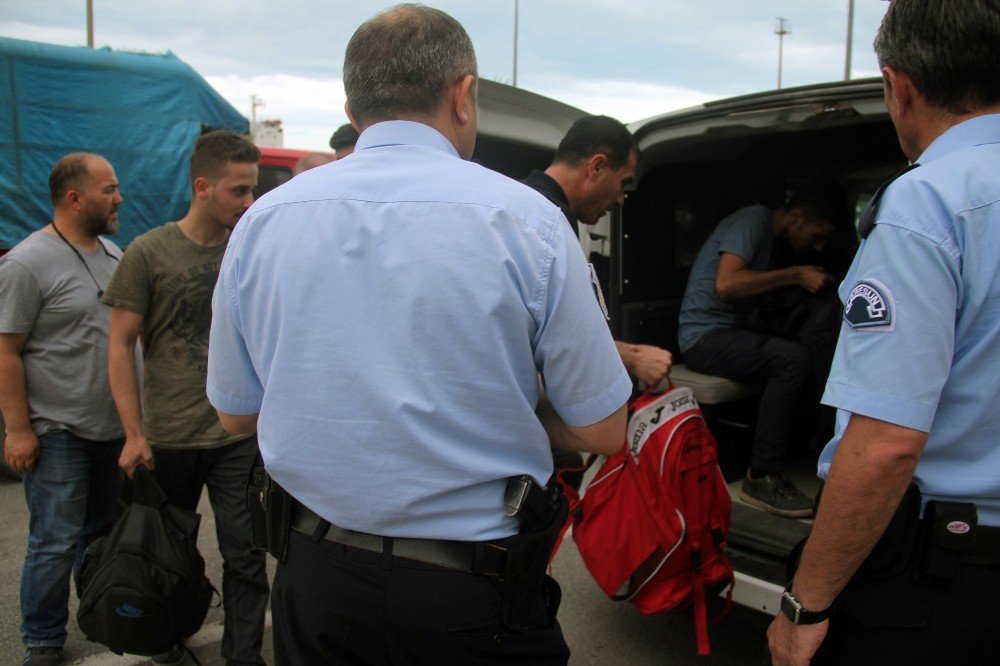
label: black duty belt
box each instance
[290,500,508,576]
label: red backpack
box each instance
[569,385,734,655]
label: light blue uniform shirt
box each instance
[207,121,632,541]
[677,204,773,352]
[820,114,1000,526]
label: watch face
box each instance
[780,589,828,625]
[780,591,801,624]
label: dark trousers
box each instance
[153,437,269,666]
[272,529,571,665]
[683,329,812,473]
[815,554,1000,665]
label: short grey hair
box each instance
[343,4,477,126]
[874,0,1000,114]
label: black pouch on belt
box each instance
[246,455,292,562]
[499,476,569,632]
[916,500,978,584]
[853,482,922,580]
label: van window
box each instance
[255,165,293,199]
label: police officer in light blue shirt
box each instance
[769,2,1000,665]
[206,6,629,664]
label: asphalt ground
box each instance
[0,472,772,665]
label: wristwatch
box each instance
[780,583,831,625]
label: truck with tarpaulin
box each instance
[0,36,248,251]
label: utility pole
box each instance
[86,0,94,47]
[775,17,790,89]
[844,0,855,80]
[512,0,519,87]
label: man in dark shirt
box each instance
[523,116,673,388]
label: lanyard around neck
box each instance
[50,222,119,297]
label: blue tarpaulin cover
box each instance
[0,37,248,248]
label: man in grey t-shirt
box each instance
[0,153,125,665]
[678,185,840,518]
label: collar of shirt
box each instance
[917,113,1000,165]
[522,169,579,234]
[355,120,460,159]
[524,170,570,208]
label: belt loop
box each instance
[310,518,330,543]
[382,537,394,571]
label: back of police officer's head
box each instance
[343,4,478,130]
[875,0,1000,116]
[553,116,638,171]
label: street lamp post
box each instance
[512,0,519,87]
[775,17,790,89]
[845,0,855,80]
[86,0,94,47]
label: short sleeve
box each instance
[101,242,151,315]
[717,210,769,262]
[821,223,958,431]
[0,259,43,334]
[532,222,632,427]
[206,256,264,415]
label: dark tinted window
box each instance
[255,165,293,199]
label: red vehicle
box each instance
[256,147,333,198]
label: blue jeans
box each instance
[153,437,268,666]
[20,430,123,648]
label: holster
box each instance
[246,455,292,562]
[498,476,569,632]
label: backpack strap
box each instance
[549,453,601,564]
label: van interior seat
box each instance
[618,301,761,405]
[657,364,760,406]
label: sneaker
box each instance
[152,645,196,666]
[22,647,63,665]
[740,471,814,518]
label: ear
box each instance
[882,66,915,119]
[192,176,211,198]
[66,190,83,210]
[585,153,610,181]
[451,74,476,127]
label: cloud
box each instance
[526,77,717,123]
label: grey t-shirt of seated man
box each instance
[677,204,774,353]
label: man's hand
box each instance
[615,341,673,388]
[118,434,154,477]
[797,266,833,294]
[768,613,828,666]
[4,427,40,473]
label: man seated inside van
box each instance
[677,183,845,518]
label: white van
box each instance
[473,77,905,617]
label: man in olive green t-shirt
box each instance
[103,131,268,666]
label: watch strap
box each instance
[780,583,831,625]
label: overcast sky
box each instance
[1,1,890,151]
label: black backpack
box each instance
[75,467,215,656]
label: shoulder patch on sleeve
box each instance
[844,279,895,331]
[588,263,610,321]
